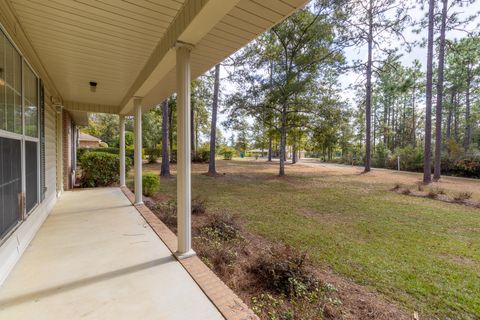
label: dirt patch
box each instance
[439,253,478,268]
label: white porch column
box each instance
[133,97,143,205]
[119,115,126,187]
[175,43,195,258]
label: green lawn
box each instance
[137,160,480,319]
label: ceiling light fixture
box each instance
[89,81,97,93]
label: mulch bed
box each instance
[392,187,480,209]
[145,197,413,320]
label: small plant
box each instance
[202,212,243,241]
[250,245,318,297]
[192,197,207,215]
[142,173,160,196]
[428,187,445,199]
[392,183,401,191]
[149,200,177,227]
[427,190,438,199]
[417,183,424,192]
[402,188,411,195]
[454,191,472,202]
[196,213,244,275]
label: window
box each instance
[0,28,43,238]
[0,33,5,131]
[0,137,22,237]
[4,38,22,135]
[24,64,38,137]
[25,141,38,213]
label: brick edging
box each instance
[120,187,259,320]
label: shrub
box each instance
[391,183,401,191]
[223,150,234,160]
[388,146,424,172]
[192,197,207,215]
[202,212,242,241]
[154,200,177,227]
[125,146,135,163]
[250,245,318,297]
[454,191,472,202]
[145,147,161,163]
[99,141,108,148]
[79,151,132,187]
[196,213,244,275]
[450,158,480,178]
[427,190,438,199]
[193,147,210,163]
[142,173,160,196]
[78,147,135,164]
[373,143,390,168]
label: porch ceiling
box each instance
[3,0,309,115]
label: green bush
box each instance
[78,147,136,164]
[449,158,480,178]
[219,146,235,160]
[79,151,132,187]
[142,173,160,196]
[99,141,108,148]
[387,146,424,172]
[193,146,210,163]
[145,147,161,163]
[373,143,390,168]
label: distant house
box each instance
[249,149,269,157]
[79,133,101,148]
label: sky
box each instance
[213,0,480,143]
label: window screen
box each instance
[25,141,38,213]
[0,137,21,237]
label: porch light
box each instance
[89,81,97,92]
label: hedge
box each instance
[79,151,132,187]
[78,147,135,163]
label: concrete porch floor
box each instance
[0,188,224,320]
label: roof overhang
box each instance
[69,111,89,127]
[1,0,309,115]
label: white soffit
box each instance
[8,0,185,110]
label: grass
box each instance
[132,159,480,319]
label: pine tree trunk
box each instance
[464,73,472,152]
[168,100,175,163]
[208,64,220,175]
[423,0,435,184]
[268,134,273,162]
[292,137,297,164]
[364,0,373,172]
[454,93,459,143]
[279,106,287,176]
[446,91,454,141]
[412,83,416,146]
[160,99,170,177]
[433,0,448,181]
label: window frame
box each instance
[0,24,42,242]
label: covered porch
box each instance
[0,188,225,320]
